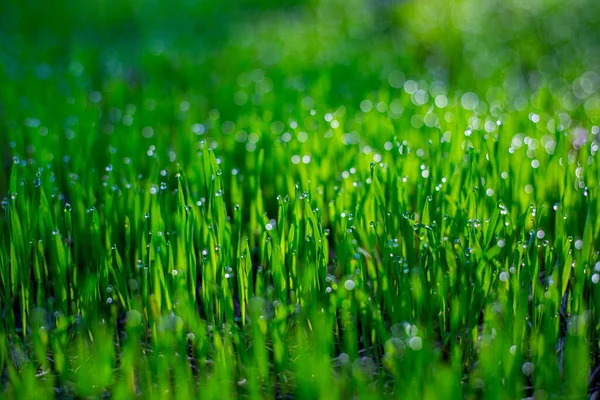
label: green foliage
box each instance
[1,0,600,398]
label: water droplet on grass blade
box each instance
[385,338,406,358]
[522,362,534,376]
[409,336,422,351]
[344,280,355,291]
[338,353,349,364]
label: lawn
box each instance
[1,0,600,398]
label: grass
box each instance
[1,0,600,398]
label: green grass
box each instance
[1,0,600,398]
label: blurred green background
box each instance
[2,0,599,114]
[2,0,600,193]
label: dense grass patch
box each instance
[1,0,600,398]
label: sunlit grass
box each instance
[1,0,600,398]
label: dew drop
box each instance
[409,336,422,351]
[344,280,355,291]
